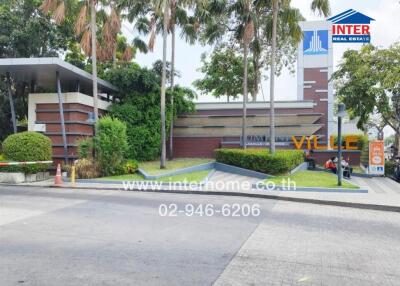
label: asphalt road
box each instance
[1,186,400,286]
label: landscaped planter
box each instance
[0,172,50,184]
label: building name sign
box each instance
[292,135,359,150]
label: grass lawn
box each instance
[139,158,213,175]
[100,169,212,183]
[265,170,359,189]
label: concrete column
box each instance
[56,71,68,164]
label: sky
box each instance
[123,0,400,104]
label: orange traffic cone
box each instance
[54,163,63,186]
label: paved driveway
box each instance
[1,186,400,285]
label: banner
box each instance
[369,140,385,175]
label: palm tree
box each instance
[268,0,331,154]
[199,0,256,149]
[40,0,121,121]
[241,0,254,149]
[160,1,169,168]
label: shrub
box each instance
[123,159,139,174]
[77,137,93,159]
[385,160,395,177]
[215,148,304,175]
[2,132,52,173]
[74,159,101,179]
[0,154,6,161]
[95,116,128,176]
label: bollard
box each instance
[71,165,76,186]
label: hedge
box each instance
[1,131,52,173]
[215,148,304,175]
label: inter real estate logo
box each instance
[303,30,328,55]
[328,9,375,43]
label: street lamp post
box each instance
[337,103,347,186]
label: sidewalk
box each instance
[6,172,400,212]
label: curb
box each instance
[251,183,368,193]
[42,184,400,213]
[1,182,399,213]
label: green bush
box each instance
[123,159,139,174]
[0,154,6,161]
[385,161,395,177]
[215,148,304,175]
[2,132,52,173]
[106,63,195,161]
[95,116,128,176]
[77,137,93,159]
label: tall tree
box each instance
[194,45,254,102]
[333,43,400,155]
[268,0,330,153]
[41,0,121,121]
[0,0,75,140]
[122,0,197,160]
[199,0,256,148]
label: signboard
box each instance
[34,124,46,132]
[328,9,375,43]
[303,30,328,55]
[369,140,385,175]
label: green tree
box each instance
[194,45,255,102]
[122,0,199,163]
[105,63,195,161]
[332,43,400,155]
[0,0,76,140]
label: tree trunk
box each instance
[395,132,400,157]
[242,43,249,149]
[112,46,117,69]
[6,73,17,134]
[269,0,278,154]
[252,55,259,102]
[90,0,98,121]
[168,25,175,161]
[160,3,168,169]
[252,20,260,102]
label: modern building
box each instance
[172,20,342,162]
[0,58,117,165]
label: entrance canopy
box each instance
[0,57,118,95]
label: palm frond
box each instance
[109,8,121,33]
[75,5,88,35]
[122,46,133,61]
[81,28,92,56]
[148,29,156,52]
[135,17,151,34]
[310,0,331,17]
[243,20,254,44]
[132,36,148,54]
[102,21,115,45]
[40,0,57,14]
[53,1,65,24]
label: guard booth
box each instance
[0,58,118,166]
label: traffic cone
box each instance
[54,163,63,186]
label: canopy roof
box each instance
[0,57,118,95]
